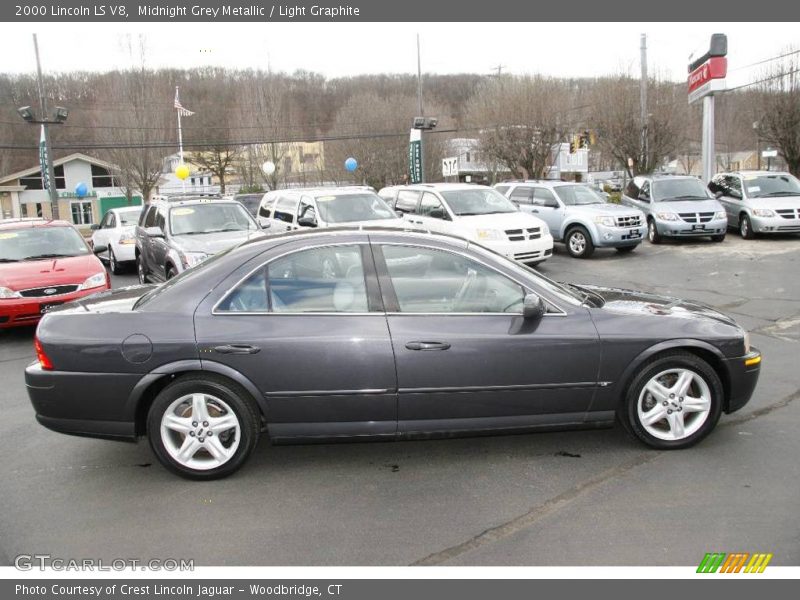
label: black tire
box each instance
[136,255,148,284]
[616,245,637,254]
[147,374,261,480]
[565,226,595,258]
[739,213,755,240]
[109,247,123,275]
[166,265,178,280]
[619,351,723,450]
[647,219,663,244]
[711,234,726,243]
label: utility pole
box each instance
[639,33,648,175]
[491,64,506,77]
[416,33,425,182]
[33,34,60,219]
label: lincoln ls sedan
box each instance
[26,228,761,479]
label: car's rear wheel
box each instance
[136,255,148,284]
[109,247,123,275]
[621,352,723,449]
[147,375,261,480]
[616,245,637,254]
[565,226,594,258]
[739,213,755,239]
[647,219,663,244]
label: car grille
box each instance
[615,215,642,228]
[18,284,80,298]
[505,227,542,242]
[776,208,799,219]
[777,225,800,232]
[679,212,715,224]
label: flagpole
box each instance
[176,86,185,193]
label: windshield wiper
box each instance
[23,253,77,260]
[756,191,796,197]
[665,195,708,201]
[0,258,20,263]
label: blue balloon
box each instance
[344,157,358,172]
[75,182,88,198]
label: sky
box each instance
[2,22,798,87]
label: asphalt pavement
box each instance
[1,234,798,566]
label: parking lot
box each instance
[1,234,798,567]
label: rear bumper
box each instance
[722,348,762,413]
[0,286,109,329]
[25,362,138,440]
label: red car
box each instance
[0,219,110,329]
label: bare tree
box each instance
[757,51,800,176]
[465,75,570,179]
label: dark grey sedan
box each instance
[26,228,761,479]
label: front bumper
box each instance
[486,233,555,264]
[722,348,762,413]
[0,285,110,329]
[749,214,800,234]
[594,223,647,247]
[656,217,728,238]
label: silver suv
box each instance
[621,175,727,244]
[709,171,800,239]
[494,181,646,258]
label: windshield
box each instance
[315,193,397,223]
[236,195,263,215]
[169,203,257,235]
[0,226,90,262]
[652,178,710,202]
[555,185,606,206]
[440,188,518,216]
[118,209,142,226]
[743,173,800,198]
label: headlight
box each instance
[594,216,616,227]
[0,286,21,299]
[752,208,775,217]
[79,272,107,290]
[118,234,136,245]
[714,211,727,220]
[180,251,209,268]
[656,212,679,221]
[475,229,504,241]
[743,331,751,354]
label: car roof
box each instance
[644,174,700,181]
[398,183,492,191]
[152,198,241,208]
[0,218,73,231]
[267,186,378,198]
[499,180,581,188]
[722,170,790,177]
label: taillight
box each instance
[34,336,53,370]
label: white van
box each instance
[378,183,554,264]
[256,187,404,232]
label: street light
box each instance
[17,105,69,125]
[17,104,68,219]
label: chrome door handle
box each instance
[213,344,261,355]
[405,341,451,351]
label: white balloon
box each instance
[262,161,276,175]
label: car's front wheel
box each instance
[647,219,663,244]
[621,351,723,449]
[147,375,261,480]
[109,247,123,275]
[136,255,148,284]
[739,213,755,239]
[565,226,594,258]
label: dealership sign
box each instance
[688,56,727,104]
[409,128,422,184]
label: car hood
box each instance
[577,284,738,327]
[171,230,265,254]
[651,199,723,212]
[0,254,104,291]
[745,195,800,210]
[566,203,643,217]
[46,284,156,315]
[331,216,406,228]
[455,212,547,230]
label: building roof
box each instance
[0,153,118,185]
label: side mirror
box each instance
[429,208,445,219]
[522,293,546,320]
[145,226,164,238]
[92,244,108,254]
[395,210,405,218]
[298,215,318,227]
[90,224,101,231]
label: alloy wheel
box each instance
[160,393,241,470]
[137,258,147,284]
[568,231,586,256]
[637,368,711,441]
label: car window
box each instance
[217,245,368,313]
[440,188,518,216]
[494,185,510,196]
[418,193,447,218]
[638,181,652,201]
[395,190,421,214]
[741,173,800,198]
[170,203,257,235]
[259,196,276,219]
[297,197,315,221]
[533,188,559,207]
[652,178,711,201]
[273,196,299,223]
[555,185,605,206]
[143,205,157,228]
[381,245,525,314]
[625,180,640,198]
[314,193,396,223]
[154,208,167,232]
[118,209,141,226]
[509,186,534,205]
[0,226,90,261]
[108,213,117,228]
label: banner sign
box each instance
[38,125,50,191]
[409,129,422,184]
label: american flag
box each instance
[174,87,195,117]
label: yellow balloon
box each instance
[175,164,190,180]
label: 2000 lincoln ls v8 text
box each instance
[25,228,761,479]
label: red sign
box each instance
[688,56,727,94]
